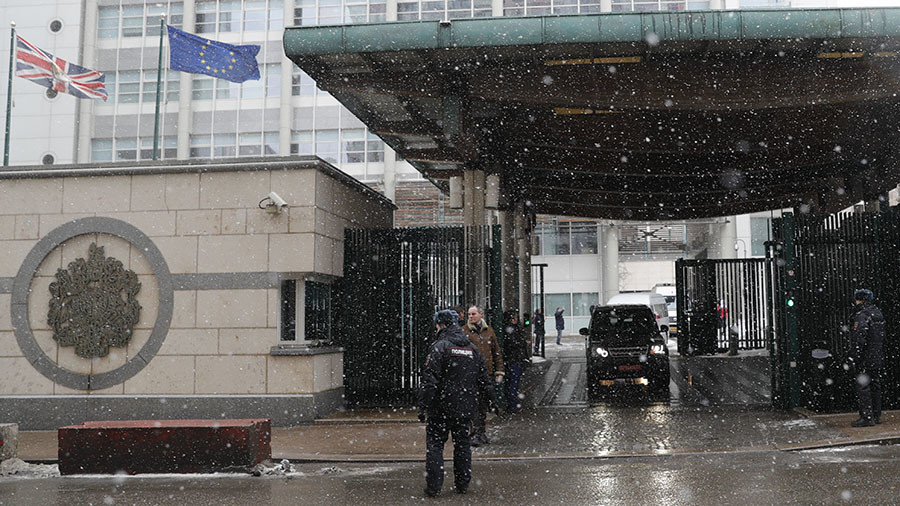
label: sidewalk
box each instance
[15,409,898,463]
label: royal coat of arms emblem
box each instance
[48,243,142,358]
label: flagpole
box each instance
[152,14,166,161]
[4,21,15,167]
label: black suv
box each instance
[580,305,670,400]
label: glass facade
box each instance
[534,222,598,256]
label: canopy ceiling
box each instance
[285,8,900,219]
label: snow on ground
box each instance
[0,459,59,479]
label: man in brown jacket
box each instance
[463,305,504,446]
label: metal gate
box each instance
[336,225,501,407]
[772,211,900,412]
[675,258,774,356]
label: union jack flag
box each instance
[15,35,107,101]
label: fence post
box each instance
[782,213,801,408]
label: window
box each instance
[315,129,339,163]
[219,0,242,32]
[294,0,317,26]
[195,1,217,33]
[117,71,141,103]
[145,4,168,36]
[244,0,268,31]
[265,63,281,98]
[92,139,113,161]
[122,5,144,37]
[216,79,240,99]
[611,0,707,11]
[367,131,384,162]
[548,222,571,255]
[341,129,366,163]
[140,136,177,160]
[280,280,297,341]
[318,0,342,25]
[573,293,599,317]
[190,135,211,158]
[291,67,315,96]
[264,132,280,155]
[546,294,570,316]
[750,217,771,257]
[142,71,160,103]
[241,74,264,99]
[104,73,116,102]
[269,0,285,30]
[98,7,119,38]
[166,72,180,102]
[239,133,263,156]
[291,131,313,155]
[571,223,597,254]
[213,133,236,157]
[192,76,213,100]
[305,281,332,342]
[115,138,138,161]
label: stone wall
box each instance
[0,158,394,428]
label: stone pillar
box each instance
[515,202,532,325]
[600,0,612,12]
[602,222,619,304]
[76,1,100,163]
[279,0,295,156]
[382,148,397,202]
[500,209,518,312]
[463,169,487,308]
[718,217,737,259]
[176,0,196,159]
[386,0,398,20]
[492,0,503,17]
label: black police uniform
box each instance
[849,300,885,424]
[418,323,492,496]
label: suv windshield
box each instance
[589,307,657,345]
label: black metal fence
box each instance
[675,258,774,355]
[773,211,900,411]
[336,225,501,407]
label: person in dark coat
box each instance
[462,305,504,446]
[502,309,531,414]
[418,309,493,497]
[848,289,885,427]
[532,308,546,356]
[554,307,565,345]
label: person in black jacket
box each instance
[532,308,545,356]
[418,309,493,497]
[502,309,531,414]
[848,289,885,427]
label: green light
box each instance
[786,298,794,307]
[524,319,531,326]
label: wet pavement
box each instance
[479,405,846,456]
[2,444,898,504]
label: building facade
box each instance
[1,0,888,336]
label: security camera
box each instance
[259,192,288,214]
[268,192,288,208]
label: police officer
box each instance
[418,309,492,497]
[848,289,885,427]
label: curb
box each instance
[271,436,900,463]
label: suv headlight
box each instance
[650,344,666,355]
[594,347,609,358]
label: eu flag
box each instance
[166,25,260,83]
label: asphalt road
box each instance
[1,444,898,505]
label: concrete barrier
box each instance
[58,419,271,475]
[0,424,17,461]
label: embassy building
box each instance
[1,0,898,424]
[1,0,845,331]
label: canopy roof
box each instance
[285,8,900,219]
